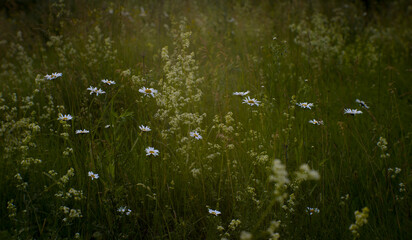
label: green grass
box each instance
[0,0,411,239]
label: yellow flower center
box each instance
[302,103,307,106]
[248,100,254,103]
[149,150,154,154]
[145,89,152,93]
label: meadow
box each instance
[0,0,411,239]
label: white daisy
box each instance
[296,102,314,109]
[145,147,159,156]
[45,72,62,80]
[306,207,320,215]
[344,108,363,115]
[190,131,202,140]
[308,119,324,125]
[105,124,113,128]
[139,125,151,132]
[87,86,105,96]
[75,129,90,134]
[242,96,260,106]
[87,86,97,95]
[233,91,250,96]
[95,88,106,96]
[355,99,369,109]
[102,79,116,85]
[139,87,158,97]
[58,113,73,121]
[88,171,99,180]
[208,208,221,216]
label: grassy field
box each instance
[0,0,411,239]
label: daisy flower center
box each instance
[302,103,307,107]
[149,150,154,154]
[248,100,255,103]
[145,89,152,93]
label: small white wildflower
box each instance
[233,91,249,96]
[208,208,221,216]
[306,207,320,215]
[296,102,314,109]
[58,113,73,121]
[399,183,406,192]
[75,129,89,134]
[217,226,225,231]
[308,119,324,125]
[344,108,363,115]
[139,125,151,132]
[145,147,159,156]
[190,131,202,140]
[242,96,260,106]
[45,72,62,80]
[118,206,132,215]
[69,209,82,218]
[356,99,369,109]
[105,124,113,128]
[88,171,99,180]
[139,87,158,97]
[102,79,116,85]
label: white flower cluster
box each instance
[20,157,42,168]
[295,164,320,182]
[7,200,17,218]
[155,20,204,142]
[269,159,290,203]
[118,206,132,215]
[60,206,83,220]
[228,219,241,231]
[349,207,370,238]
[59,168,75,186]
[377,137,390,158]
[267,220,281,240]
[388,167,401,178]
